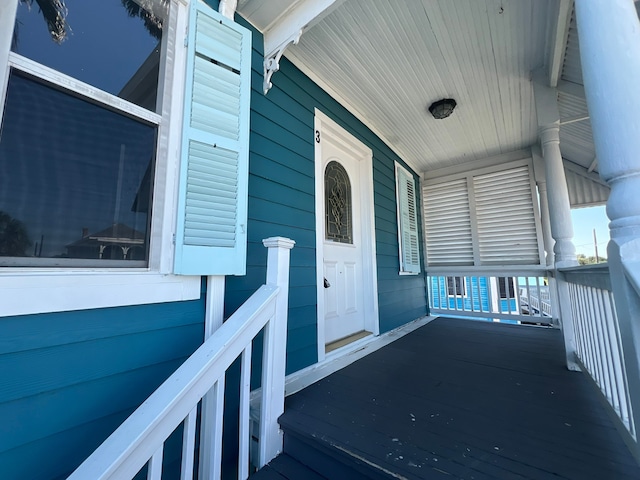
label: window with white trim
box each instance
[498,276,516,299]
[0,0,251,316]
[447,276,467,297]
[1,0,169,267]
[423,161,544,267]
[395,162,421,274]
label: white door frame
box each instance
[314,109,379,362]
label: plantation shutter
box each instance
[422,161,543,268]
[174,1,251,275]
[473,166,541,265]
[396,164,421,274]
[423,178,474,266]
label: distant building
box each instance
[65,223,146,260]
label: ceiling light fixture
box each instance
[429,98,457,119]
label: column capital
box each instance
[539,124,560,147]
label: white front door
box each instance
[322,140,366,344]
[315,110,379,358]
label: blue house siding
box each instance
[430,276,518,316]
[0,291,205,479]
[224,19,428,375]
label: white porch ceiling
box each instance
[238,0,617,205]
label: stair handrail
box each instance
[67,237,295,480]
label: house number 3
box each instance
[315,130,320,143]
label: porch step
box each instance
[250,453,328,480]
[275,410,413,480]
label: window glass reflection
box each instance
[12,0,167,112]
[0,72,156,265]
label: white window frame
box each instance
[0,0,201,318]
[498,276,516,299]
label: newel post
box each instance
[259,237,295,467]
[576,0,640,451]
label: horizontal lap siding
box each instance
[0,292,205,479]
[226,20,427,376]
[225,24,317,376]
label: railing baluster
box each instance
[594,288,615,406]
[180,407,198,480]
[238,344,252,480]
[592,287,612,402]
[607,290,634,434]
[199,377,226,480]
[584,286,601,381]
[569,284,585,363]
[147,446,164,480]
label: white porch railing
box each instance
[67,237,295,480]
[427,269,553,325]
[558,264,636,442]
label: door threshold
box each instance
[326,330,372,353]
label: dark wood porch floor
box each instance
[266,317,640,479]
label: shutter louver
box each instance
[174,2,251,275]
[473,166,540,265]
[423,179,474,266]
[396,165,421,274]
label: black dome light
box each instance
[429,98,457,119]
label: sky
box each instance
[571,205,610,258]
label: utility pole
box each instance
[593,228,599,263]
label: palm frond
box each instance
[20,0,69,44]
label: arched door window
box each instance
[325,161,353,244]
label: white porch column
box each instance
[575,0,640,451]
[534,77,579,369]
[533,146,555,266]
[533,75,578,268]
[539,126,577,268]
[199,276,226,480]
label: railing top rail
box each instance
[623,260,640,299]
[558,263,611,291]
[557,263,609,274]
[68,284,279,480]
[427,266,550,277]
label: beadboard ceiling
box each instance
[238,0,603,184]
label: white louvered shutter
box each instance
[396,165,421,274]
[423,178,474,266]
[174,1,251,275]
[473,166,541,265]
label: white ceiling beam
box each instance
[262,0,347,94]
[547,0,573,87]
[560,113,589,125]
[563,159,608,187]
[587,157,598,173]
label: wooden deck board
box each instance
[282,317,640,479]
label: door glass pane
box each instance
[0,71,156,266]
[11,0,167,112]
[325,161,352,244]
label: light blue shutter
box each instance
[174,1,251,275]
[397,165,421,274]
